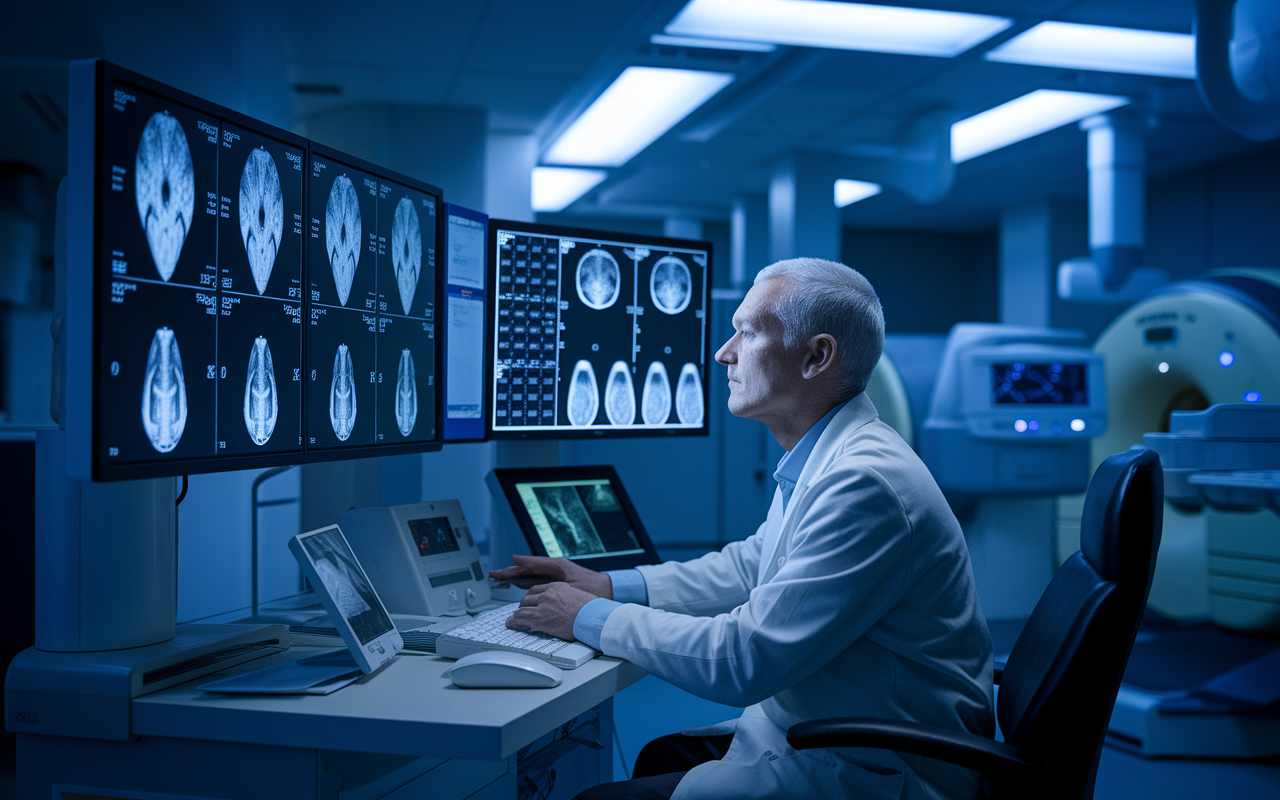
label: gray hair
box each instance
[754,258,884,399]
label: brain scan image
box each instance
[566,359,599,426]
[329,343,357,441]
[243,336,277,446]
[650,255,692,315]
[141,327,187,453]
[676,363,704,426]
[238,148,284,295]
[605,360,636,426]
[391,197,421,315]
[135,112,195,282]
[325,175,362,306]
[641,361,672,425]
[575,248,621,310]
[395,348,417,436]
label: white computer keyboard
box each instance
[430,602,597,669]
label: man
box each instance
[493,259,994,800]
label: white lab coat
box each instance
[602,394,994,800]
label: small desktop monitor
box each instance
[66,60,307,480]
[491,466,661,571]
[442,204,488,442]
[303,144,443,458]
[486,220,711,439]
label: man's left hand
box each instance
[505,582,595,642]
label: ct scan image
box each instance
[141,326,187,453]
[303,530,390,646]
[326,174,362,307]
[391,196,422,315]
[330,343,357,441]
[604,360,636,426]
[135,111,195,283]
[566,359,599,426]
[243,336,278,446]
[238,147,284,295]
[532,485,607,557]
[650,255,692,315]
[641,361,672,425]
[394,348,417,437]
[676,362,704,425]
[575,247,621,310]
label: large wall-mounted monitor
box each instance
[65,60,443,481]
[304,144,442,459]
[486,220,711,439]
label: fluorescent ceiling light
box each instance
[985,21,1195,79]
[650,34,777,52]
[544,66,733,168]
[951,89,1129,163]
[666,0,1011,58]
[531,167,607,212]
[834,179,882,207]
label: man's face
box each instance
[714,278,798,423]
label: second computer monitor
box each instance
[488,220,711,438]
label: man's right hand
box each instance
[489,554,613,599]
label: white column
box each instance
[769,152,841,264]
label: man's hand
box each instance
[505,582,596,642]
[489,554,613,599]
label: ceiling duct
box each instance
[1194,0,1280,142]
[1058,113,1168,303]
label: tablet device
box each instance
[491,466,661,571]
[289,525,404,674]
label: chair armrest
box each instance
[786,717,1045,788]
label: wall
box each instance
[840,227,999,335]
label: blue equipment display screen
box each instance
[992,362,1088,405]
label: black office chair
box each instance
[787,448,1163,800]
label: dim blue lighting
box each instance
[1219,351,1234,367]
[1071,418,1086,431]
[1244,391,1262,403]
[1014,419,1028,432]
[1028,420,1040,431]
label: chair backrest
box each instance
[996,447,1163,800]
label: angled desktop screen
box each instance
[304,144,442,457]
[487,220,712,439]
[66,60,444,480]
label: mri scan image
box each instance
[650,255,692,315]
[575,248,621,310]
[243,336,277,446]
[135,112,195,282]
[605,360,636,426]
[395,348,417,436]
[391,197,421,315]
[641,361,672,425]
[330,343,357,441]
[676,362,704,426]
[566,359,599,426]
[325,175,362,306]
[238,148,284,295]
[141,327,187,453]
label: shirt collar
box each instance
[773,397,852,508]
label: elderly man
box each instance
[492,258,993,800]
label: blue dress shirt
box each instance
[572,399,853,649]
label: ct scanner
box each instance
[1056,268,1280,634]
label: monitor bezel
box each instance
[302,142,446,463]
[441,202,490,443]
[484,219,713,440]
[491,465,662,571]
[70,59,312,481]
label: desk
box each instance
[16,648,647,799]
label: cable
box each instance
[176,474,189,506]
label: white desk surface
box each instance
[133,649,647,760]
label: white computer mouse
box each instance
[444,651,564,689]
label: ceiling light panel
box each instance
[532,167,607,212]
[544,66,734,168]
[649,34,777,52]
[951,89,1130,163]
[666,0,1011,58]
[834,179,882,207]
[984,21,1195,79]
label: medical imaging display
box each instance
[992,363,1088,405]
[489,222,710,437]
[407,516,460,557]
[517,480,644,560]
[305,147,439,453]
[93,68,304,474]
[300,527,393,645]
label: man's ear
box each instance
[801,334,838,380]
